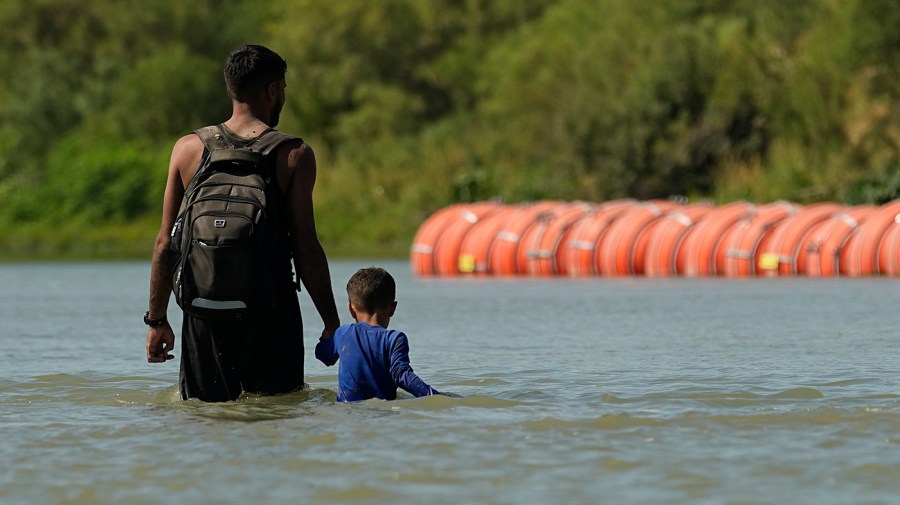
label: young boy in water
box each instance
[315,267,441,402]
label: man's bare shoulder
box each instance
[272,138,315,198]
[172,133,204,159]
[169,132,205,187]
[282,138,315,169]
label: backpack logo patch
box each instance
[214,219,226,228]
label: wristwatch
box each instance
[143,311,168,327]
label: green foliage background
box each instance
[1,0,898,259]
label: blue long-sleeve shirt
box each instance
[315,322,438,402]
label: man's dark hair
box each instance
[224,44,287,102]
[347,267,396,313]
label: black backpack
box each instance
[170,124,299,320]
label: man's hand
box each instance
[319,328,335,342]
[146,323,176,362]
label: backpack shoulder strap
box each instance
[194,125,233,151]
[194,124,300,155]
[189,126,301,181]
[250,129,303,157]
[183,125,234,193]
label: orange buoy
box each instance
[411,204,478,276]
[756,203,840,276]
[720,202,796,277]
[488,201,561,276]
[644,204,713,277]
[432,202,504,276]
[803,206,874,277]
[877,211,900,276]
[841,201,900,276]
[597,201,676,276]
[520,202,596,276]
[559,200,636,276]
[680,202,754,276]
[765,203,844,276]
[452,205,518,275]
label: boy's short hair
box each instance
[224,44,287,102]
[347,267,396,313]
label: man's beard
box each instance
[269,103,283,127]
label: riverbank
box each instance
[0,221,409,262]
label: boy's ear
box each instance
[388,301,398,317]
[348,303,357,320]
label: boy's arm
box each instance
[389,333,439,397]
[315,331,339,366]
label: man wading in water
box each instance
[144,44,340,402]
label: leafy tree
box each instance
[1,0,899,257]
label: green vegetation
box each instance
[1,0,898,259]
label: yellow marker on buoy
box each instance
[459,254,476,273]
[759,252,780,271]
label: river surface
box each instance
[0,260,898,505]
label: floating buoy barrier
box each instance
[410,200,900,277]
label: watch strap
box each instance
[144,311,167,327]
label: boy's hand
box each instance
[315,328,338,366]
